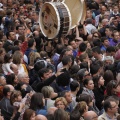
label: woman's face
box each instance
[30,112,36,120]
[98,76,105,86]
[56,101,65,110]
[14,76,18,84]
[113,85,120,94]
[85,80,94,90]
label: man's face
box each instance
[70,41,77,49]
[105,28,112,37]
[9,32,16,41]
[65,91,72,103]
[109,101,118,114]
[113,32,120,41]
[103,39,109,47]
[42,72,51,80]
[22,74,29,84]
[18,27,24,35]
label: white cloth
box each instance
[85,24,97,34]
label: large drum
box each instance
[81,0,87,24]
[39,2,71,39]
[64,0,83,29]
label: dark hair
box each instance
[92,46,101,54]
[56,44,65,54]
[93,39,102,47]
[23,109,35,120]
[83,78,93,86]
[16,25,23,30]
[101,37,108,43]
[92,75,102,88]
[30,93,44,111]
[28,38,35,48]
[3,86,10,96]
[54,109,69,120]
[76,94,92,106]
[103,70,114,86]
[62,55,72,66]
[38,68,49,78]
[90,61,101,75]
[6,31,13,39]
[79,42,87,52]
[6,73,15,86]
[106,80,118,96]
[103,98,117,112]
[46,114,54,120]
[70,110,80,120]
[4,53,12,63]
[106,46,116,53]
[70,80,79,92]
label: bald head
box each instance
[83,111,98,120]
[48,107,58,115]
[35,115,47,120]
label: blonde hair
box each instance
[54,97,67,108]
[75,101,87,115]
[41,86,54,98]
[10,90,21,105]
[29,52,40,66]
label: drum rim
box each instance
[64,0,83,29]
[61,2,72,35]
[39,2,61,39]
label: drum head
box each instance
[53,0,65,2]
[39,2,60,39]
[81,0,86,24]
[64,0,83,29]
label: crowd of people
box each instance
[0,0,120,120]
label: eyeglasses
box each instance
[110,104,118,109]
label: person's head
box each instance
[104,56,114,66]
[23,109,36,120]
[28,38,36,48]
[103,70,114,86]
[54,97,67,110]
[0,74,6,86]
[30,93,44,111]
[85,18,93,24]
[70,110,80,120]
[74,101,88,115]
[101,5,107,14]
[103,98,118,114]
[41,86,54,99]
[16,25,24,35]
[3,84,14,98]
[63,91,72,103]
[113,5,119,13]
[70,80,80,92]
[68,39,77,49]
[4,53,12,63]
[6,73,18,86]
[0,48,6,58]
[10,90,22,105]
[55,44,65,54]
[93,75,105,88]
[77,68,91,82]
[113,30,120,41]
[102,18,109,26]
[76,94,93,107]
[105,26,113,37]
[83,111,98,120]
[6,31,16,41]
[83,78,94,90]
[18,73,29,84]
[35,115,47,120]
[101,37,109,47]
[54,109,69,120]
[38,68,51,80]
[62,55,72,68]
[86,9,93,18]
[10,64,19,75]
[90,61,101,76]
[92,46,101,58]
[79,53,89,62]
[75,37,83,47]
[79,42,87,52]
[12,51,23,64]
[106,46,116,57]
[106,80,119,96]
[47,107,57,115]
